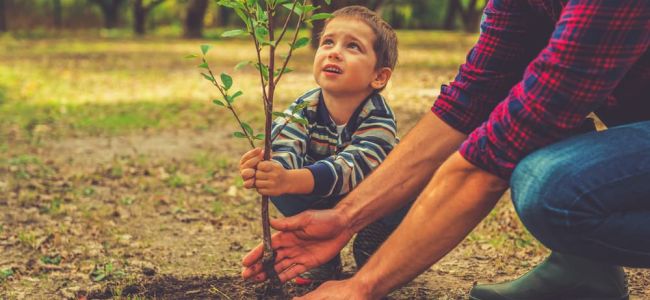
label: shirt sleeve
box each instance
[270,101,309,170]
[305,110,398,197]
[432,0,543,134]
[460,0,649,179]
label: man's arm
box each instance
[296,153,507,299]
[336,112,466,233]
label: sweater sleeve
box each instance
[270,100,309,170]
[305,108,398,197]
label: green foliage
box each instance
[91,262,124,282]
[40,254,62,265]
[0,268,13,282]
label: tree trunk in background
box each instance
[53,0,62,29]
[184,0,208,39]
[310,0,385,49]
[0,0,6,32]
[89,0,126,29]
[459,0,483,33]
[443,0,460,30]
[133,0,165,35]
[215,5,231,27]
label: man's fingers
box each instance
[243,179,255,189]
[242,243,265,267]
[270,213,309,232]
[279,263,307,283]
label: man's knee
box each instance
[510,148,575,245]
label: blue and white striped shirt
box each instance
[272,88,398,198]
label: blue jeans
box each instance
[271,193,412,229]
[511,120,650,267]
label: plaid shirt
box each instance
[272,88,398,197]
[432,0,649,179]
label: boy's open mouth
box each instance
[323,64,343,74]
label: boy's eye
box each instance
[347,42,360,50]
[321,39,334,46]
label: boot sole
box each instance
[469,294,629,300]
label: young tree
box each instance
[189,0,332,294]
[183,0,208,38]
[133,0,165,35]
[88,0,127,29]
[0,0,6,32]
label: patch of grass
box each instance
[40,198,63,215]
[120,197,135,206]
[91,262,125,282]
[211,201,223,217]
[40,254,62,265]
[0,268,14,282]
[82,187,96,197]
[17,231,38,249]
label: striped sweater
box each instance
[271,88,398,198]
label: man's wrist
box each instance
[349,271,381,299]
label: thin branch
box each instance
[203,58,256,148]
[275,0,306,84]
[275,0,299,44]
[269,118,290,144]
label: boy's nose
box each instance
[327,49,342,61]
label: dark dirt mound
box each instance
[84,275,321,299]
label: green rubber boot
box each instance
[469,252,629,300]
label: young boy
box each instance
[239,5,407,284]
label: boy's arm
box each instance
[305,108,398,198]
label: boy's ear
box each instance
[370,67,392,90]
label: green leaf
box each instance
[241,122,254,136]
[212,99,225,107]
[200,44,212,55]
[201,73,214,82]
[282,3,303,15]
[235,61,251,70]
[234,8,251,31]
[275,67,293,77]
[184,54,198,59]
[272,111,287,118]
[93,273,106,282]
[302,5,317,14]
[310,13,332,21]
[324,0,331,4]
[227,90,243,103]
[255,63,269,81]
[221,29,246,38]
[291,116,309,126]
[233,132,246,138]
[254,133,265,140]
[198,62,209,69]
[292,37,310,49]
[220,73,233,90]
[254,26,268,38]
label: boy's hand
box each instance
[254,160,289,196]
[239,148,263,189]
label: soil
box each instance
[2,128,649,299]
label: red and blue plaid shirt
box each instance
[432,0,650,179]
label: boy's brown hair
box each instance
[327,5,398,71]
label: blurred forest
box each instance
[0,0,486,39]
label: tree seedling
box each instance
[188,0,332,293]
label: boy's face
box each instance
[313,17,388,97]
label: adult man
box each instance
[242,0,649,299]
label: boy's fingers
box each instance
[240,148,262,165]
[243,179,255,189]
[240,168,255,180]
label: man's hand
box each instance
[254,160,290,196]
[239,148,263,189]
[293,279,371,300]
[241,208,354,283]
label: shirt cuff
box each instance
[305,162,336,196]
[458,124,515,180]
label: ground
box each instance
[1,32,648,299]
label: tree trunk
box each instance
[0,0,6,32]
[53,0,63,29]
[460,0,483,33]
[89,0,126,29]
[184,0,208,39]
[133,0,147,35]
[443,0,460,30]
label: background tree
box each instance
[443,0,485,32]
[53,0,62,29]
[0,0,6,32]
[183,0,208,38]
[88,0,127,29]
[133,0,165,35]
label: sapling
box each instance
[188,0,332,292]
